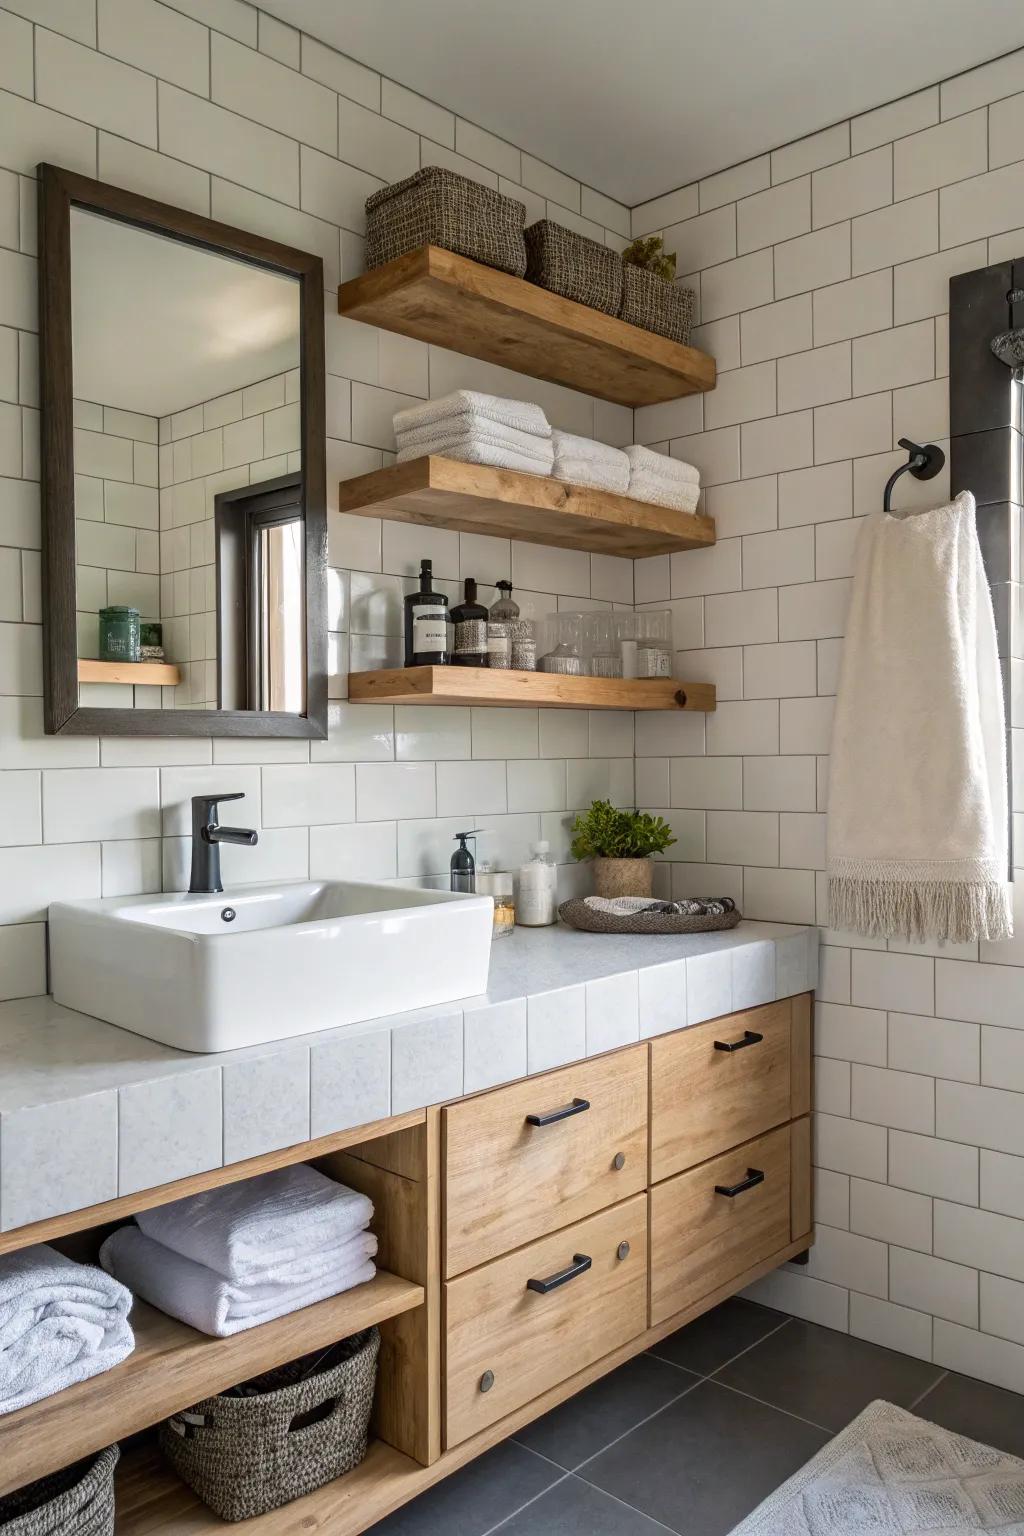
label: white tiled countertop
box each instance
[0,920,817,1235]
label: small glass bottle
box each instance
[478,871,515,937]
[487,580,520,669]
[404,558,449,666]
[516,840,558,927]
[449,578,489,667]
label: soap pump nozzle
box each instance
[451,830,481,894]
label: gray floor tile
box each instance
[714,1318,944,1431]
[914,1371,1024,1459]
[648,1298,787,1377]
[366,1442,561,1536]
[496,1475,671,1534]
[514,1354,699,1471]
[580,1379,827,1536]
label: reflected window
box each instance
[216,474,306,713]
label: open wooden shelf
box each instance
[78,659,182,687]
[338,456,714,558]
[2,1270,423,1499]
[338,246,716,407]
[348,667,715,712]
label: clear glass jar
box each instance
[487,581,520,669]
[478,871,515,937]
[616,610,673,678]
[537,612,584,674]
[583,612,623,678]
[517,840,558,926]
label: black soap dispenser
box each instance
[451,830,480,893]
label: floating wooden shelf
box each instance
[349,667,716,712]
[78,659,182,687]
[2,1271,423,1499]
[338,456,714,558]
[338,246,716,407]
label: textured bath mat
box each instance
[729,1398,1024,1534]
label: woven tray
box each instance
[365,166,527,275]
[620,266,694,344]
[558,899,742,935]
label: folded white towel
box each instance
[552,456,630,494]
[397,437,553,477]
[397,419,555,464]
[393,390,551,438]
[828,490,1012,942]
[0,1244,134,1416]
[135,1164,373,1284]
[551,429,627,464]
[625,445,700,485]
[100,1226,377,1338]
[627,471,701,513]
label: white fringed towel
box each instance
[827,490,1012,943]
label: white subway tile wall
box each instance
[633,51,1024,1392]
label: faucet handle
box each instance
[191,791,245,827]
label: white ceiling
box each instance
[265,0,1024,204]
[71,210,301,419]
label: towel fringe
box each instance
[829,875,1012,944]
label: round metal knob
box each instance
[479,1370,494,1393]
[612,1151,625,1171]
[617,1241,631,1261]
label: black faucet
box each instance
[189,793,258,895]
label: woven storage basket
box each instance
[620,266,694,345]
[558,899,742,935]
[159,1328,380,1523]
[0,1446,118,1536]
[524,220,624,315]
[365,167,527,275]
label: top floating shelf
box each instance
[338,246,717,407]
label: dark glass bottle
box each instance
[404,558,449,666]
[449,577,489,667]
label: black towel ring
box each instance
[883,437,945,512]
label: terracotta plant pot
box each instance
[592,857,654,899]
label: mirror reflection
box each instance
[71,209,303,713]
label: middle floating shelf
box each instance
[338,456,715,558]
[349,668,716,712]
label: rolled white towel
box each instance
[101,1225,377,1338]
[627,472,701,513]
[393,390,551,438]
[552,455,630,494]
[0,1244,134,1415]
[625,445,700,485]
[397,418,555,462]
[551,429,627,464]
[397,435,554,477]
[135,1164,373,1284]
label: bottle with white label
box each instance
[404,558,449,666]
[516,840,558,926]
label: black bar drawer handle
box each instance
[526,1253,592,1294]
[713,1029,764,1053]
[715,1168,765,1198]
[525,1097,590,1127]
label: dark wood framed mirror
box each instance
[38,162,327,738]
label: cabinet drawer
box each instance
[650,1125,791,1326]
[444,1194,647,1447]
[651,999,792,1182]
[444,1045,647,1276]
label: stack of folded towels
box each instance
[393,389,555,477]
[100,1164,376,1339]
[625,444,701,512]
[550,430,629,494]
[0,1243,134,1415]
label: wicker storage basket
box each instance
[159,1328,380,1523]
[620,265,694,345]
[524,220,624,315]
[365,167,527,275]
[0,1446,118,1536]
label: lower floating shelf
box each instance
[78,659,182,687]
[348,668,716,712]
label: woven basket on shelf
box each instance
[558,899,742,935]
[620,266,695,345]
[159,1328,380,1523]
[0,1446,118,1536]
[524,219,624,314]
[365,167,527,275]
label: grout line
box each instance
[567,1376,704,1477]
[908,1368,949,1411]
[709,1375,835,1435]
[479,1469,574,1536]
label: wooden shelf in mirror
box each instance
[348,668,716,712]
[78,659,182,687]
[338,457,714,558]
[338,246,716,406]
[0,1270,423,1499]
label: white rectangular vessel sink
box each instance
[50,881,494,1053]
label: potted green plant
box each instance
[570,800,676,898]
